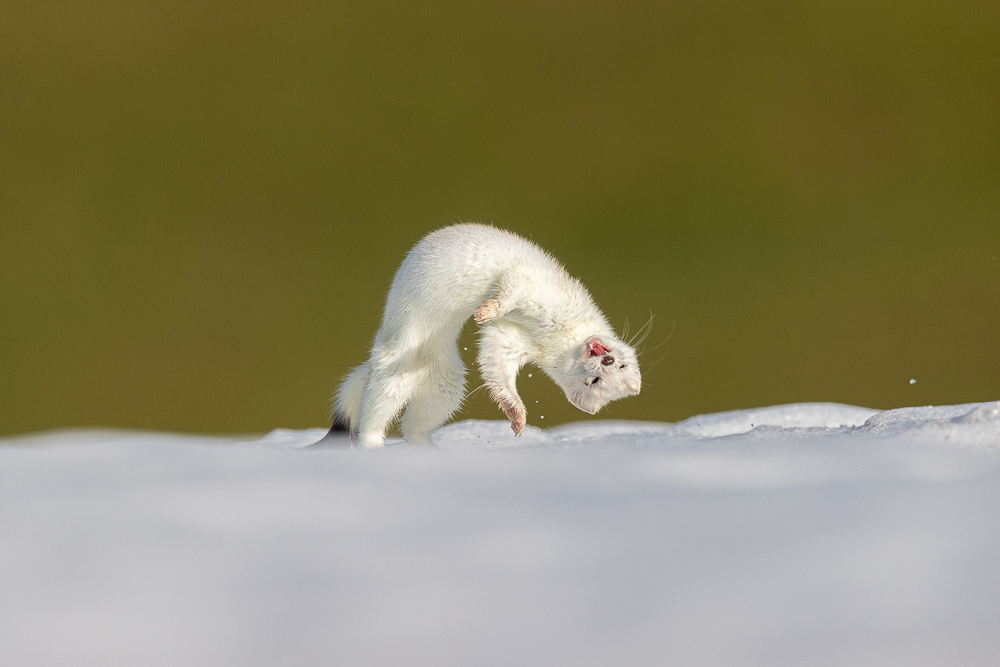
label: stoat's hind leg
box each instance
[355,357,414,449]
[400,345,466,446]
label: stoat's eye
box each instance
[601,356,614,366]
[619,364,625,369]
[590,377,601,385]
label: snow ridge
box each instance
[2,400,999,666]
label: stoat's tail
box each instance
[329,361,370,434]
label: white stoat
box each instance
[330,223,641,448]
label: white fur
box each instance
[333,224,641,448]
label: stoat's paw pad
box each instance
[502,402,526,436]
[474,299,502,324]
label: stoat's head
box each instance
[561,336,641,415]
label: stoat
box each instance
[330,223,641,448]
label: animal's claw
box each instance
[502,401,526,436]
[474,299,502,324]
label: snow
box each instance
[2,401,1000,666]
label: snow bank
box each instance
[2,401,999,666]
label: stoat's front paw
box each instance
[474,298,502,324]
[502,402,526,436]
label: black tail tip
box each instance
[327,411,351,436]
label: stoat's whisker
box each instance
[628,312,655,348]
[465,382,489,399]
[637,319,675,359]
[643,347,671,373]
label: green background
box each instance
[2,1,998,436]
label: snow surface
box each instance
[2,401,1000,667]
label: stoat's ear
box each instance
[585,337,612,359]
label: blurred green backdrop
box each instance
[2,0,998,436]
